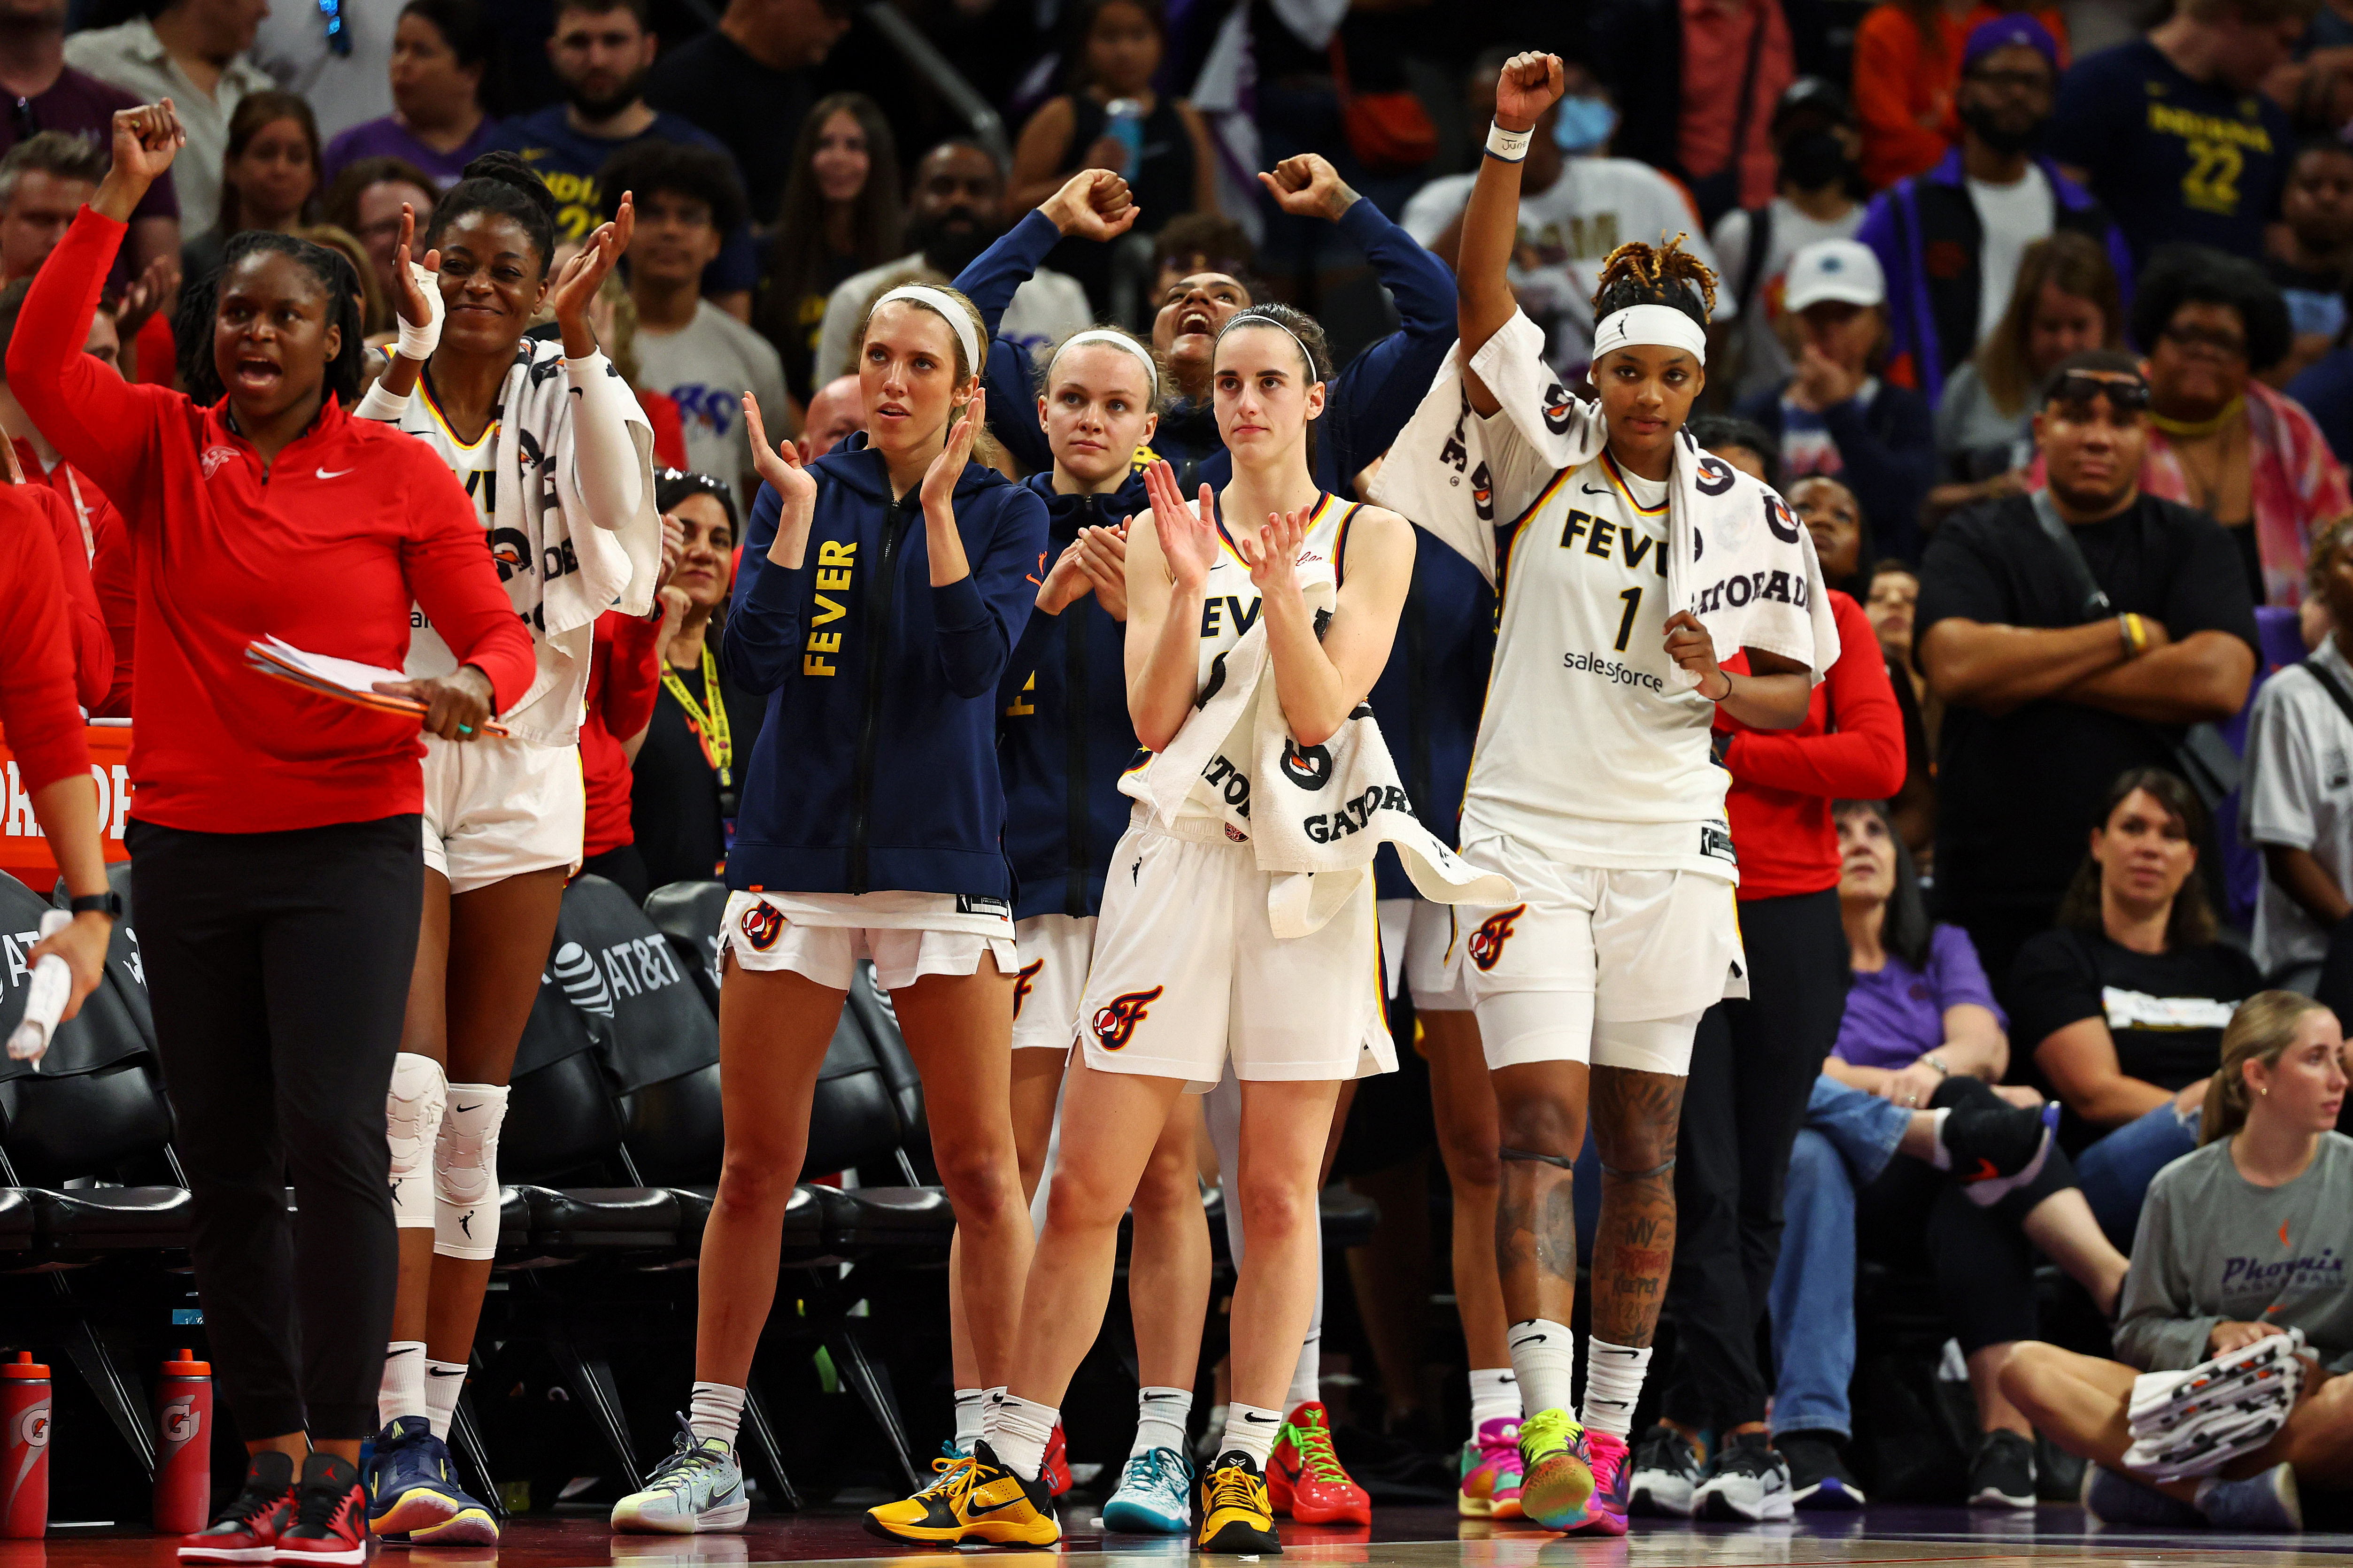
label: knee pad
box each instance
[386,1053,447,1230]
[434,1083,510,1261]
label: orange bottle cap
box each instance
[162,1349,209,1376]
[3,1351,48,1378]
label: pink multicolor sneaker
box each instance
[1566,1430,1630,1536]
[1458,1418,1525,1518]
[1515,1408,1594,1530]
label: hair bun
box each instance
[457,150,558,224]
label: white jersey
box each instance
[1466,414,1736,882]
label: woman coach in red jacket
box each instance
[9,101,535,1565]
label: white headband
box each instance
[1217,314,1322,382]
[872,284,980,376]
[1592,303,1708,365]
[1049,329,1159,400]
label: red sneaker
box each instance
[181,1452,297,1563]
[272,1452,370,1565]
[1267,1401,1371,1524]
[1042,1422,1072,1498]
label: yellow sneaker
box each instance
[863,1442,1061,1547]
[1517,1407,1595,1530]
[1196,1450,1281,1554]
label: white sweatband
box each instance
[1593,302,1708,365]
[433,1082,509,1261]
[394,259,444,363]
[386,1053,447,1231]
[1048,329,1158,400]
[872,284,980,374]
[1485,122,1533,162]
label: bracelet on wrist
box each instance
[1484,121,1533,162]
[1923,1055,1951,1078]
[1705,669,1734,703]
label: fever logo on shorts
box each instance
[1012,958,1044,1020]
[738,901,785,952]
[1466,905,1528,972]
[1092,986,1164,1049]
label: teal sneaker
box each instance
[1104,1446,1194,1533]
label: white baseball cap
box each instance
[1783,239,1885,313]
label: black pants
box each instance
[1658,888,1850,1430]
[579,842,649,905]
[129,815,421,1440]
[1855,1138,2077,1354]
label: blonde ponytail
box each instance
[2200,991,2331,1146]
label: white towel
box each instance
[1369,308,1839,688]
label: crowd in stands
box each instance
[9,0,2353,1537]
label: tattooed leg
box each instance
[1588,1063,1686,1349]
[1489,1059,1589,1327]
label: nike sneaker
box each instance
[1967,1429,2037,1509]
[610,1418,750,1534]
[1628,1422,1702,1517]
[1779,1430,1867,1510]
[367,1414,497,1544]
[1103,1445,1193,1533]
[273,1452,370,1565]
[1691,1430,1794,1523]
[180,1450,296,1564]
[2082,1463,2202,1526]
[1515,1407,1595,1530]
[1042,1421,1072,1498]
[863,1439,1059,1547]
[2198,1461,2302,1531]
[1197,1450,1281,1554]
[1457,1417,1523,1518]
[1564,1429,1628,1536]
[1267,1400,1369,1523]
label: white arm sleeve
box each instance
[356,377,412,423]
[564,350,646,530]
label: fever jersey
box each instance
[1464,410,1737,882]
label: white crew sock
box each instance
[1287,1332,1321,1413]
[1134,1386,1191,1458]
[1218,1402,1284,1470]
[1508,1319,1577,1417]
[379,1341,427,1427]
[1927,1107,1955,1168]
[424,1359,467,1441]
[953,1388,988,1454]
[688,1381,746,1449]
[1580,1338,1652,1442]
[986,1392,1058,1482]
[1469,1367,1520,1429]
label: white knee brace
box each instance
[434,1083,510,1261]
[387,1053,448,1230]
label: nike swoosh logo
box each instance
[967,1495,1032,1516]
[1581,484,1610,496]
[1242,1413,1278,1424]
[387,1345,421,1358]
[1511,1334,1546,1347]
[426,1368,465,1379]
[454,1103,481,1113]
[316,467,354,479]
[1967,1157,2000,1182]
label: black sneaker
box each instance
[1691,1430,1793,1522]
[1626,1423,1702,1517]
[1197,1450,1281,1554]
[1934,1078,2055,1204]
[1777,1430,1866,1510]
[1968,1428,2037,1509]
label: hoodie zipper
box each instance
[849,492,920,892]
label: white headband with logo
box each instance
[872,284,980,373]
[1049,329,1159,400]
[1592,303,1708,365]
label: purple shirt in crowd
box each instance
[1832,922,2006,1070]
[2,67,177,223]
[322,115,500,188]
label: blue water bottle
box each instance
[1103,98,1144,177]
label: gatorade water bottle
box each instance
[1103,98,1143,177]
[1,1352,49,1539]
[154,1350,212,1534]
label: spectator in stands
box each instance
[2269,138,2353,382]
[1734,239,1936,560]
[751,92,898,411]
[0,131,103,283]
[489,0,760,317]
[1712,78,1867,408]
[629,467,760,889]
[1864,555,1938,853]
[1690,411,1781,488]
[1597,0,1795,226]
[1860,17,2128,413]
[0,0,180,278]
[1930,231,2123,524]
[2012,767,2263,1245]
[1402,57,1735,384]
[323,156,439,334]
[0,277,131,713]
[643,0,849,226]
[1761,798,2127,1514]
[182,91,322,282]
[601,139,783,501]
[2004,990,2351,1534]
[63,0,270,238]
[585,269,687,468]
[2049,0,2306,266]
[797,372,859,458]
[1009,0,1217,313]
[1851,1,2070,192]
[2243,516,2353,990]
[1793,473,1870,595]
[816,138,1088,385]
[319,0,498,188]
[1917,353,2259,987]
[2130,246,2348,605]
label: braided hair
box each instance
[426,150,559,277]
[1589,234,1718,334]
[177,231,367,409]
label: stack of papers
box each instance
[246,637,510,737]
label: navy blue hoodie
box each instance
[996,468,1148,921]
[1369,527,1496,899]
[724,433,1050,899]
[957,204,1458,497]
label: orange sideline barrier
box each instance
[0,721,132,890]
